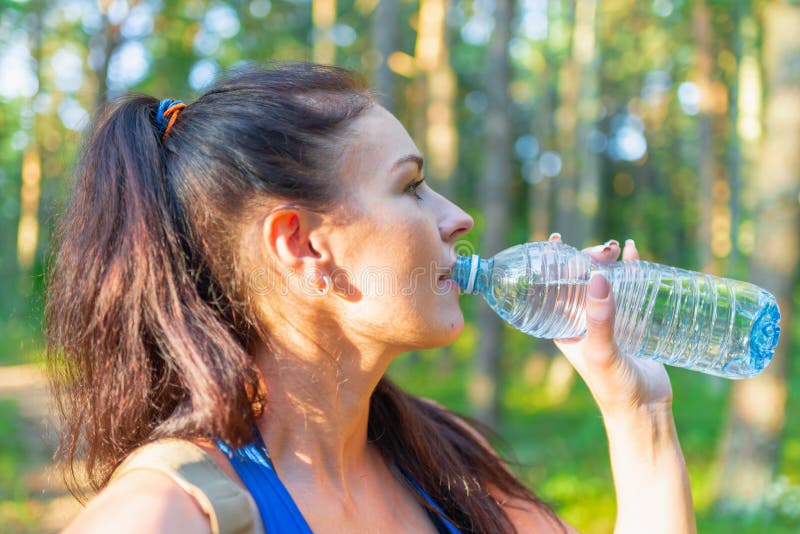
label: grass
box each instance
[0,398,37,531]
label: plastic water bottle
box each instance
[452,241,781,379]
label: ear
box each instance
[261,208,330,272]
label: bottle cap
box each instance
[464,254,480,294]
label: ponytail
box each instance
[46,95,262,495]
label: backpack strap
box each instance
[110,438,263,534]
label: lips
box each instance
[438,262,455,281]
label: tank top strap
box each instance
[217,432,314,533]
[217,431,462,534]
[110,438,262,534]
[403,473,462,534]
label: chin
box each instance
[424,314,465,348]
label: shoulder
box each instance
[64,438,256,534]
[63,469,213,534]
[489,489,581,533]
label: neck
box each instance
[252,324,399,490]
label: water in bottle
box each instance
[452,241,780,379]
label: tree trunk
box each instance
[715,1,800,510]
[528,83,555,242]
[551,0,601,249]
[371,0,399,111]
[471,0,514,428]
[553,1,578,242]
[571,0,601,248]
[17,147,42,271]
[527,0,563,242]
[692,0,718,273]
[414,0,457,198]
[16,0,44,273]
[725,0,744,276]
[95,4,122,106]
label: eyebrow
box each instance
[391,154,424,174]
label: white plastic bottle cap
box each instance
[465,254,479,294]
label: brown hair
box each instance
[45,61,562,533]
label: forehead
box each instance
[344,106,421,182]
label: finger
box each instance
[582,239,621,264]
[622,238,640,261]
[548,232,562,242]
[583,272,619,368]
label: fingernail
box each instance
[589,244,611,254]
[605,239,619,248]
[589,272,610,299]
[549,232,562,241]
[625,238,635,248]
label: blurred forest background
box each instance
[0,0,799,532]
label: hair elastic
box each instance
[156,98,186,142]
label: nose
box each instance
[438,195,474,243]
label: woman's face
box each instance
[327,105,474,351]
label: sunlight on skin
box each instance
[233,106,476,529]
[294,452,313,465]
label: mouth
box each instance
[437,263,455,281]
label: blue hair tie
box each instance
[156,98,186,141]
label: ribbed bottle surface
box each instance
[453,241,781,379]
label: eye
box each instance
[405,177,425,201]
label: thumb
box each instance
[584,272,618,367]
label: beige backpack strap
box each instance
[110,439,262,534]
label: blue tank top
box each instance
[217,430,460,534]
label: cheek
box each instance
[334,196,442,304]
[355,217,435,279]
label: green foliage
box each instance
[0,0,798,531]
[390,337,800,534]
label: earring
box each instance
[317,274,331,295]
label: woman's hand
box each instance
[549,235,696,534]
[550,234,673,418]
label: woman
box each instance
[47,62,695,533]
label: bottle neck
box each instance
[453,255,493,295]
